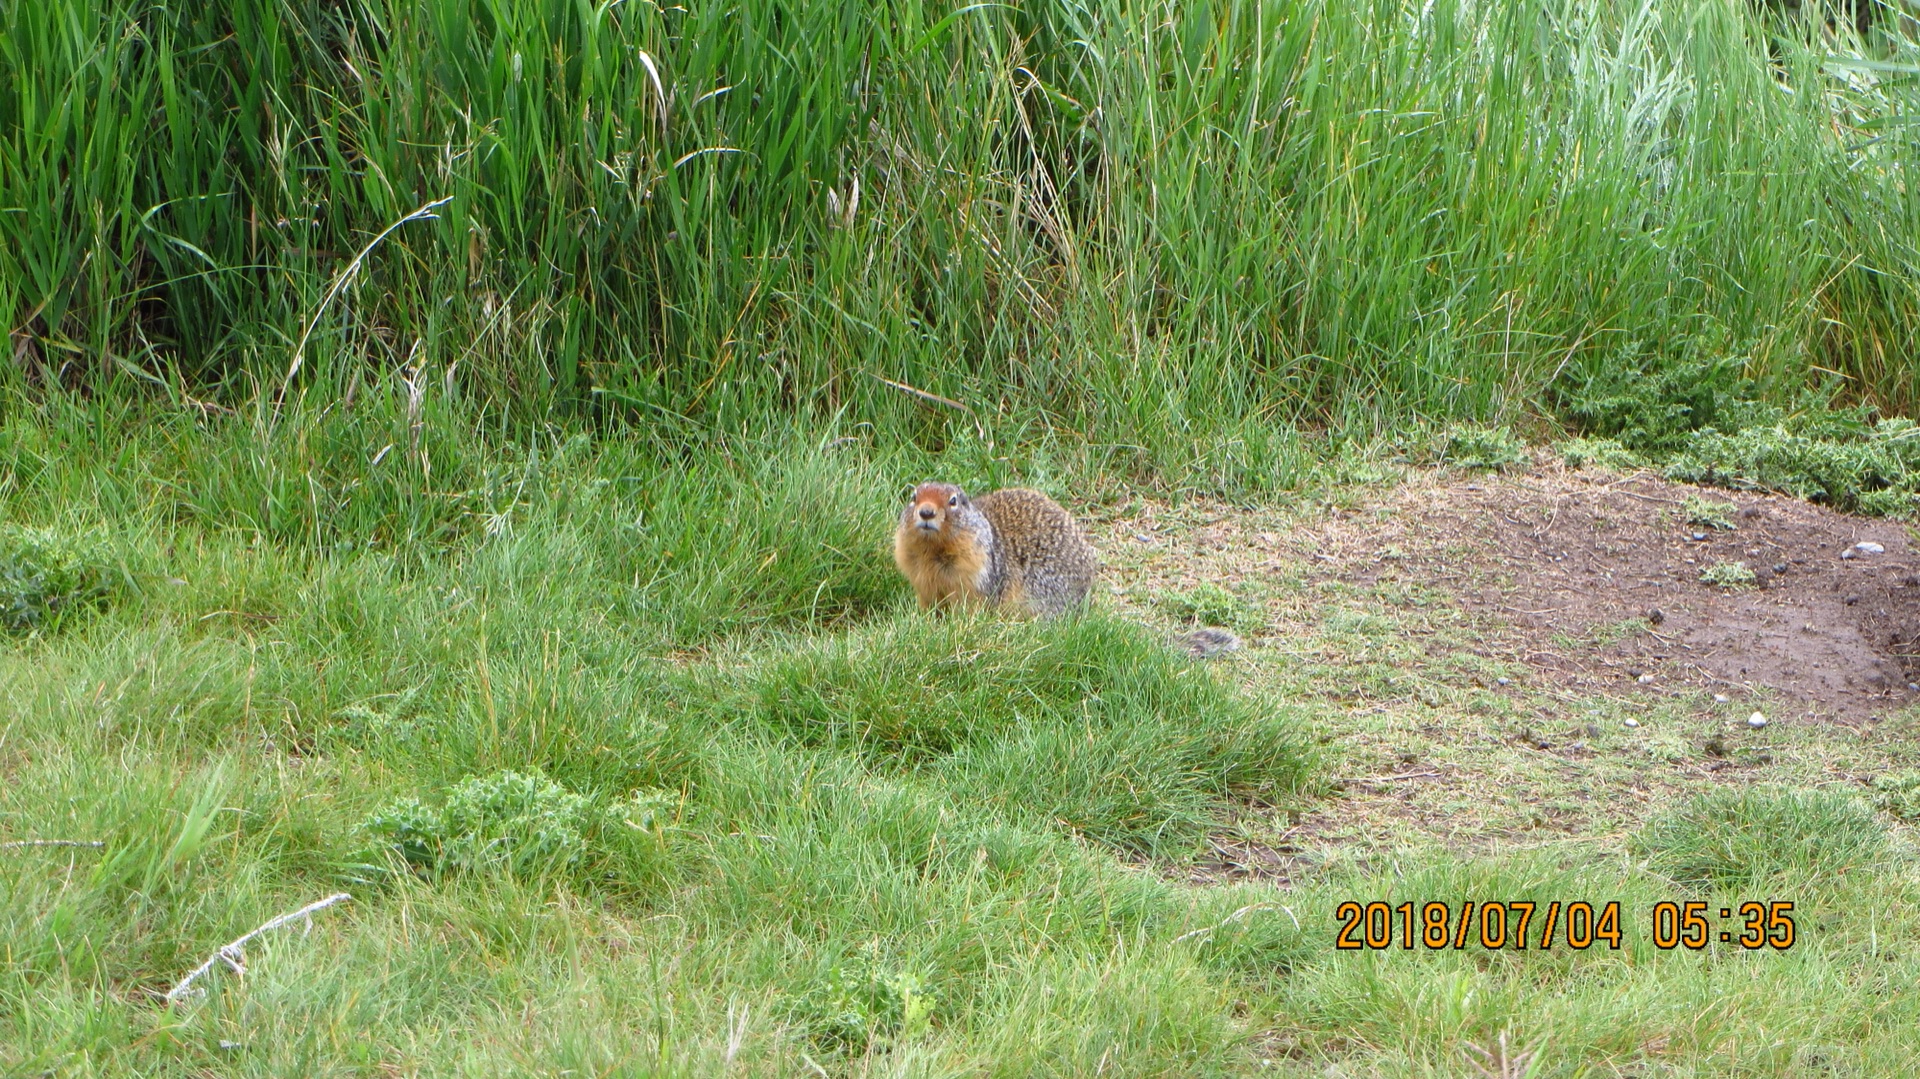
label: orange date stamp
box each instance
[1333,900,1797,951]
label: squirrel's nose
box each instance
[918,506,936,521]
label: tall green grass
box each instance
[5,0,1920,444]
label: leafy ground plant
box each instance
[1666,420,1920,517]
[1436,424,1528,471]
[361,769,682,888]
[1700,560,1757,588]
[1558,437,1643,471]
[0,524,121,633]
[1683,495,1737,531]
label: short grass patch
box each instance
[715,612,1313,856]
[1630,788,1889,889]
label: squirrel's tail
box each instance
[1178,626,1242,658]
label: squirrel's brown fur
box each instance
[893,482,1097,618]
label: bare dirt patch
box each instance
[1301,460,1920,721]
[1084,456,1920,879]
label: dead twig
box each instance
[1172,901,1298,944]
[1465,1029,1546,1079]
[870,372,973,415]
[869,371,993,449]
[165,893,353,1004]
[1345,770,1443,784]
[279,196,453,409]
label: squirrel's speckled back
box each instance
[893,482,1096,618]
[971,488,1097,617]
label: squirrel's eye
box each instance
[948,495,959,507]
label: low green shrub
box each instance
[788,941,937,1053]
[1436,424,1527,471]
[0,524,122,633]
[1552,347,1751,454]
[1700,561,1756,588]
[360,768,683,889]
[1683,495,1737,531]
[1558,436,1643,471]
[1664,419,1920,517]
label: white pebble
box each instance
[1496,677,1511,686]
[1713,694,1730,703]
[1624,718,1640,728]
[1856,541,1886,554]
[1748,712,1768,728]
[1637,673,1655,684]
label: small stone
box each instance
[1627,667,1646,678]
[1624,718,1640,728]
[1910,683,1919,692]
[1134,533,1154,543]
[1585,723,1602,738]
[1569,741,1588,751]
[1857,541,1887,554]
[1714,693,1730,703]
[1748,712,1768,728]
[1772,563,1789,576]
[1841,549,1857,560]
[1691,531,1708,542]
[1496,677,1511,686]
[1846,595,1861,606]
[1646,608,1666,625]
[1637,673,1656,684]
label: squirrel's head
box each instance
[900,482,971,538]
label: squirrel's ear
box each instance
[901,484,915,501]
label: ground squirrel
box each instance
[893,482,1098,618]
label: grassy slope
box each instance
[4,396,1918,1076]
